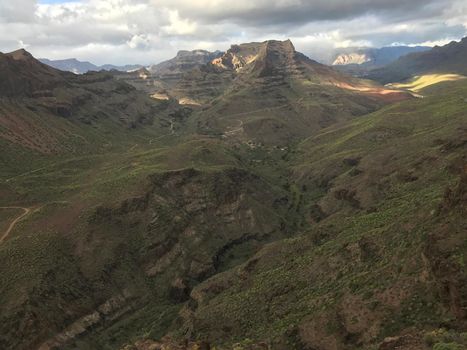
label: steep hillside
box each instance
[368,37,467,83]
[0,49,172,163]
[0,43,465,350]
[0,49,68,97]
[1,161,294,350]
[159,79,467,350]
[0,47,296,350]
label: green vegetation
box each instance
[0,45,466,350]
[388,74,466,92]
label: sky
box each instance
[0,0,466,65]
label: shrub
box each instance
[433,342,466,350]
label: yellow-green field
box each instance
[387,73,466,92]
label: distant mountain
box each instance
[39,58,142,74]
[149,49,223,81]
[178,39,410,144]
[112,49,226,100]
[99,63,143,72]
[115,39,410,144]
[332,46,430,67]
[367,37,467,83]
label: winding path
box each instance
[0,207,31,243]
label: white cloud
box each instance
[162,10,198,35]
[0,0,466,65]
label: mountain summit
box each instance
[168,39,412,144]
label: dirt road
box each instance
[0,207,31,243]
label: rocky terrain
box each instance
[0,38,466,350]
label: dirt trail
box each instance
[221,98,305,137]
[0,207,31,243]
[221,98,305,122]
[4,164,55,183]
[128,144,139,152]
[224,119,244,136]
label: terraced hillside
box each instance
[0,42,466,350]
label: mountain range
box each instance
[38,45,429,77]
[331,45,430,66]
[367,37,467,83]
[39,58,143,74]
[0,37,466,350]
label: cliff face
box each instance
[211,39,338,79]
[150,50,223,81]
[333,52,372,65]
[89,167,290,286]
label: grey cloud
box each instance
[0,0,466,66]
[0,0,37,22]
[348,22,467,47]
[160,0,448,26]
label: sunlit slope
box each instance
[368,37,467,84]
[387,73,466,92]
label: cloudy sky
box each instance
[1,0,466,65]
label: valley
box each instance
[0,37,466,350]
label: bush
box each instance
[433,342,466,350]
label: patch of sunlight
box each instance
[150,92,170,100]
[387,74,466,92]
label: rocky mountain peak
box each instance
[6,48,34,61]
[264,39,295,52]
[333,52,371,65]
[211,39,297,73]
[149,49,223,75]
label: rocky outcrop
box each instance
[333,53,371,65]
[90,168,288,286]
[150,50,223,82]
[51,167,289,348]
[210,39,310,79]
[38,290,134,350]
